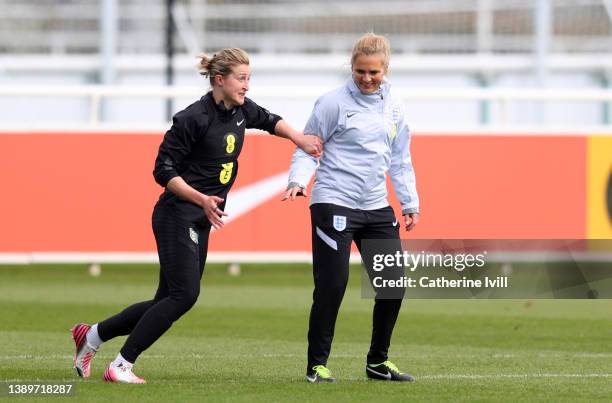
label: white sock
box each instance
[85,324,103,349]
[111,353,133,369]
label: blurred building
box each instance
[1,0,612,128]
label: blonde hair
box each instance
[197,48,250,86]
[351,33,391,71]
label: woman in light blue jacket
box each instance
[284,33,420,383]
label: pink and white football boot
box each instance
[103,363,147,384]
[70,323,98,378]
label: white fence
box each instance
[1,85,612,130]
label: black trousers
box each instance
[307,203,405,371]
[97,202,210,363]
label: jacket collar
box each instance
[204,91,237,116]
[346,77,390,102]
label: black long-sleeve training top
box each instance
[153,91,282,224]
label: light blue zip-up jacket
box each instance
[288,78,419,215]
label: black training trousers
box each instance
[307,203,405,371]
[97,202,210,363]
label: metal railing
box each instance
[1,85,612,128]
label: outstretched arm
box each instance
[274,119,322,158]
[242,98,322,157]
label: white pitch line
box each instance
[0,354,166,360]
[2,352,612,360]
[3,374,610,383]
[3,373,612,382]
[420,373,612,380]
[493,352,612,359]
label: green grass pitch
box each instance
[0,264,610,402]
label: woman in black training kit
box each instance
[70,48,322,383]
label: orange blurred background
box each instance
[0,131,599,253]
